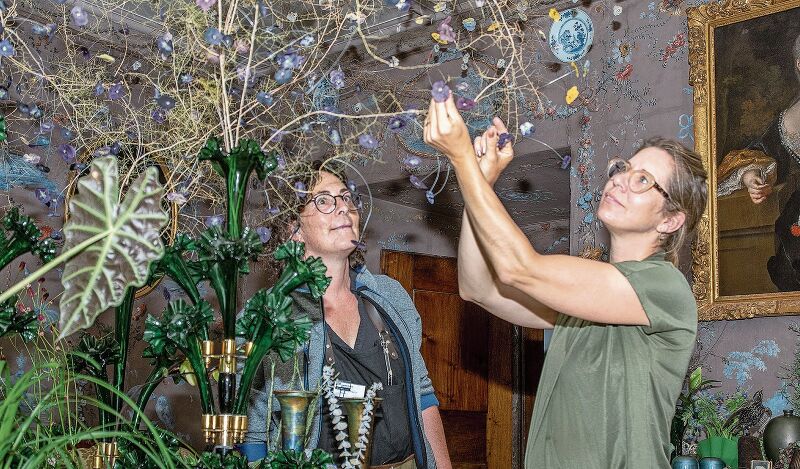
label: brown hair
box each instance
[637,137,708,264]
[270,158,365,268]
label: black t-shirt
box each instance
[317,295,414,465]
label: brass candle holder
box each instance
[199,339,253,447]
[92,441,119,469]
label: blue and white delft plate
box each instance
[549,8,594,63]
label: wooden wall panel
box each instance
[414,291,489,412]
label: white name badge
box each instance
[333,380,366,399]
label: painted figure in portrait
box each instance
[714,10,800,296]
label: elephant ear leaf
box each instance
[59,157,169,339]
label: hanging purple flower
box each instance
[196,0,216,12]
[402,155,421,168]
[256,91,273,105]
[330,68,345,90]
[431,80,450,102]
[108,83,125,100]
[221,34,234,49]
[58,144,77,164]
[409,175,428,190]
[204,27,223,46]
[256,226,272,243]
[61,128,75,140]
[438,16,456,43]
[455,96,476,111]
[497,132,514,149]
[294,181,307,199]
[328,128,342,145]
[358,133,379,149]
[387,115,407,132]
[110,141,122,155]
[237,65,252,83]
[560,154,571,170]
[205,215,224,227]
[266,206,280,216]
[156,94,176,110]
[278,51,305,70]
[274,68,293,84]
[165,192,187,205]
[70,6,89,27]
[35,188,51,204]
[156,32,173,58]
[235,39,249,55]
[206,50,220,64]
[0,39,15,57]
[151,107,167,124]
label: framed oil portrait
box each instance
[689,0,800,320]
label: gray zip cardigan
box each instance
[246,266,439,468]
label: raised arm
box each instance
[425,96,648,327]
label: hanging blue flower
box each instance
[221,34,234,49]
[179,73,193,84]
[300,35,315,47]
[110,141,122,155]
[425,190,435,204]
[358,133,379,149]
[93,82,105,96]
[255,226,272,243]
[328,128,342,145]
[520,122,535,136]
[0,86,7,99]
[35,188,51,204]
[31,23,57,40]
[108,83,125,100]
[156,94,176,110]
[0,39,15,57]
[203,27,223,46]
[156,32,173,58]
[274,68,293,84]
[294,181,307,199]
[256,91,274,105]
[70,6,89,27]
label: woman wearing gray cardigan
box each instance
[246,164,450,469]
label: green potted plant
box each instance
[694,389,747,468]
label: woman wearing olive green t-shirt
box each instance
[422,94,708,468]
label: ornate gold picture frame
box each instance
[689,0,800,320]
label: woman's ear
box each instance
[659,210,686,235]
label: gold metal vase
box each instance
[274,390,316,452]
[341,397,383,468]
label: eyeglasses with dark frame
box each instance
[607,157,673,203]
[305,192,359,214]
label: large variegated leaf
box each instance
[59,157,168,338]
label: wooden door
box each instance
[381,250,545,469]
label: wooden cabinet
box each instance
[381,250,545,469]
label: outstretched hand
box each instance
[472,117,515,187]
[423,94,515,185]
[423,94,476,166]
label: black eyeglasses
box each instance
[305,192,359,214]
[607,157,672,203]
